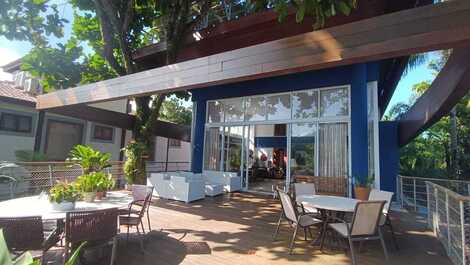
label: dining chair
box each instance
[322,200,389,265]
[65,208,119,265]
[293,183,319,215]
[273,188,322,254]
[369,189,398,249]
[0,216,61,263]
[131,184,154,232]
[119,191,152,252]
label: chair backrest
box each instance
[294,183,316,199]
[66,208,118,244]
[276,189,298,224]
[368,189,393,214]
[132,184,152,201]
[0,216,44,251]
[350,201,386,237]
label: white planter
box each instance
[51,201,75,211]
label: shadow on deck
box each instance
[111,192,450,265]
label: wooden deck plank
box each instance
[110,193,452,265]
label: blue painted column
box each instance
[350,63,368,184]
[191,99,206,173]
[379,121,399,194]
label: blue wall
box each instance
[191,62,379,176]
[379,121,400,194]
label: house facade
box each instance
[0,61,191,164]
[190,63,396,194]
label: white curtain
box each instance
[204,127,222,170]
[319,123,348,177]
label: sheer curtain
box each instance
[319,123,348,176]
[204,127,222,170]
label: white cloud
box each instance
[0,47,21,81]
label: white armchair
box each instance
[203,170,242,192]
[147,172,205,203]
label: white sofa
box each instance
[147,172,205,203]
[203,170,242,192]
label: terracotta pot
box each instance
[96,191,105,200]
[354,186,370,200]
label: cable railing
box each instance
[397,175,470,213]
[426,182,470,265]
[0,161,191,200]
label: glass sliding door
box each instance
[223,126,244,176]
[290,123,317,183]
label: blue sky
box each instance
[0,3,437,115]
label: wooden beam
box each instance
[48,105,191,142]
[37,0,470,110]
[398,48,470,146]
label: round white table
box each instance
[296,195,359,212]
[0,191,133,220]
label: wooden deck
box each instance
[107,192,451,265]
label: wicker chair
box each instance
[65,208,119,265]
[119,191,152,252]
[322,200,389,265]
[273,189,322,254]
[131,184,154,232]
[0,216,61,263]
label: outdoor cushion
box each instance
[298,215,322,227]
[329,223,350,237]
[205,183,224,197]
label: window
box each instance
[92,125,114,141]
[169,138,181,148]
[266,94,291,120]
[207,101,224,123]
[0,113,32,133]
[224,98,244,122]
[292,91,318,119]
[245,96,266,121]
[320,87,349,117]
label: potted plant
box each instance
[96,172,115,200]
[48,182,80,211]
[354,175,374,200]
[67,145,111,174]
[75,173,100,202]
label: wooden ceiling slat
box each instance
[37,0,470,110]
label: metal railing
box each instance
[398,175,470,213]
[0,161,126,200]
[426,182,470,265]
[146,161,191,173]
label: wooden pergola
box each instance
[36,0,470,145]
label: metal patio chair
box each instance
[293,182,319,215]
[369,189,399,250]
[0,216,61,263]
[273,188,322,254]
[119,191,152,252]
[130,184,154,232]
[65,208,119,265]
[322,200,389,265]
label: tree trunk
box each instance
[450,107,459,178]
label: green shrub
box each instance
[48,182,80,203]
[122,141,147,184]
[67,145,111,174]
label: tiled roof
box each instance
[0,81,37,104]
